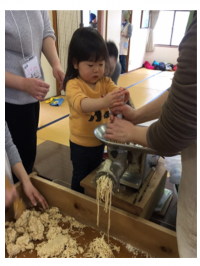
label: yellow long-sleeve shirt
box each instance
[66,76,118,147]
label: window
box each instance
[154,11,190,46]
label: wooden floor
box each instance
[37,68,174,146]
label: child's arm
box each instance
[80,90,126,113]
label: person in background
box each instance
[106,41,134,108]
[105,13,197,258]
[5,11,65,183]
[5,121,48,209]
[119,11,133,74]
[63,27,129,194]
[106,41,121,85]
[89,13,97,30]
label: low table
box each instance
[33,140,177,231]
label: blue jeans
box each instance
[119,55,126,74]
[70,141,105,194]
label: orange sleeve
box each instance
[66,79,88,114]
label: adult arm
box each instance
[5,121,48,209]
[132,90,169,124]
[12,162,48,209]
[147,14,197,153]
[126,24,132,38]
[5,71,50,101]
[42,37,65,89]
[106,15,197,153]
[110,89,169,124]
[41,11,65,90]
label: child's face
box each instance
[73,60,105,84]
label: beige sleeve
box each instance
[147,14,197,154]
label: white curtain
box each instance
[57,11,80,76]
[146,11,160,52]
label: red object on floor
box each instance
[144,61,155,70]
[103,152,108,160]
[173,65,177,71]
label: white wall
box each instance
[128,10,149,71]
[128,10,179,71]
[144,47,179,65]
[106,10,121,53]
[41,11,57,99]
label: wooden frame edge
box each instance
[52,10,60,96]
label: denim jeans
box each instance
[119,55,126,74]
[70,141,105,194]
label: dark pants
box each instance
[5,101,40,183]
[70,141,105,194]
[119,55,127,74]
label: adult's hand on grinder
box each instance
[5,186,18,208]
[104,116,135,143]
[22,78,50,101]
[105,116,149,147]
[110,104,137,124]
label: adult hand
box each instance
[5,186,18,208]
[22,180,48,210]
[53,65,65,91]
[104,116,135,143]
[22,78,50,101]
[110,104,137,124]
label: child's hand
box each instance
[104,90,126,108]
[118,87,130,103]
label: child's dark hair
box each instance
[64,27,110,89]
[106,41,118,60]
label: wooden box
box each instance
[5,174,179,258]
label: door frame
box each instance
[126,10,133,73]
[52,10,60,96]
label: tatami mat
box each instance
[37,138,46,146]
[39,96,69,128]
[37,117,70,146]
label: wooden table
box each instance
[81,158,167,220]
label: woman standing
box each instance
[105,13,197,257]
[5,11,65,182]
[119,11,132,74]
